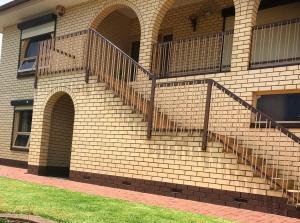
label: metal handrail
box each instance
[253,17,300,30]
[153,30,234,45]
[88,28,155,79]
[156,78,300,145]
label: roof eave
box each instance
[0,0,32,14]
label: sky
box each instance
[0,0,13,58]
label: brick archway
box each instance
[89,1,144,67]
[149,0,176,43]
[38,91,75,178]
[89,1,144,31]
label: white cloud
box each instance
[0,0,13,6]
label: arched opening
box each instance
[41,93,75,178]
[95,6,141,63]
[151,0,235,78]
[250,0,300,69]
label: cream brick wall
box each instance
[29,72,283,197]
[0,26,34,162]
[1,0,300,198]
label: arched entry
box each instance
[41,92,75,178]
[95,6,141,63]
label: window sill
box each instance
[11,147,29,152]
[250,122,300,129]
[17,70,35,78]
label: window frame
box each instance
[252,90,300,128]
[18,32,54,77]
[18,56,37,74]
[11,107,33,152]
[17,16,57,78]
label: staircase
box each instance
[214,134,299,206]
[37,28,300,207]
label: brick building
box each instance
[0,0,300,218]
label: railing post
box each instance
[34,45,40,89]
[219,32,225,72]
[85,29,92,83]
[202,79,213,151]
[147,75,156,139]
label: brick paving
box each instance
[0,165,299,223]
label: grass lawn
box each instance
[0,177,234,223]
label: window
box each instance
[18,17,56,76]
[12,109,33,150]
[18,33,53,74]
[254,93,300,127]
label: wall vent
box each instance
[171,188,182,194]
[234,198,248,203]
[83,175,91,180]
[122,181,132,186]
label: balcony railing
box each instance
[151,31,233,79]
[250,18,300,69]
[37,30,88,76]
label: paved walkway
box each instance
[0,165,299,223]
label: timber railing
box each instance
[151,31,233,78]
[250,18,300,69]
[36,29,158,139]
[37,30,88,76]
[85,29,158,139]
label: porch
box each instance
[35,0,300,79]
[151,0,300,78]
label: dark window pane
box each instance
[26,41,39,58]
[18,110,33,132]
[25,33,53,58]
[257,93,300,122]
[19,59,35,70]
[14,135,30,147]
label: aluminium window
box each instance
[18,18,56,76]
[254,93,300,128]
[18,33,53,74]
[12,108,33,151]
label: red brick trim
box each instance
[0,158,27,169]
[26,166,300,218]
[68,170,300,218]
